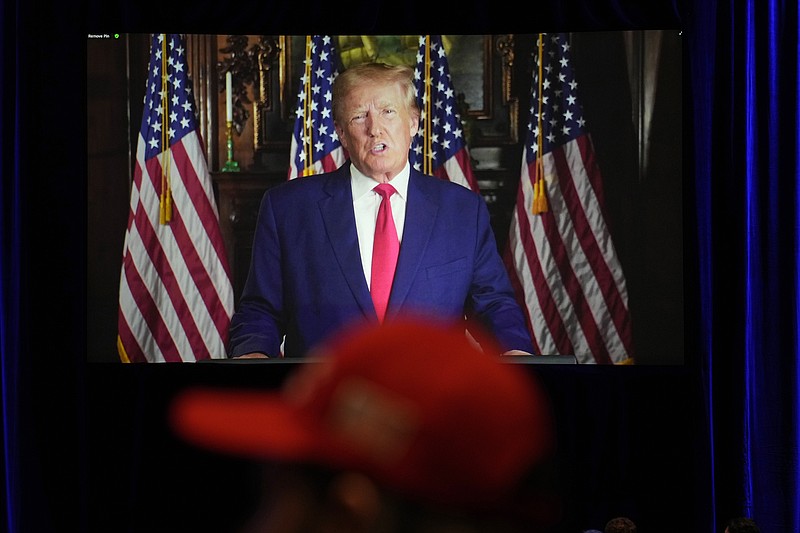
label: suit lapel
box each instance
[318,164,375,318]
[388,171,438,316]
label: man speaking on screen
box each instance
[228,62,533,358]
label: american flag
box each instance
[504,33,634,364]
[117,33,235,362]
[288,35,346,179]
[410,35,479,192]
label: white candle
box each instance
[226,71,233,122]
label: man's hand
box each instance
[234,352,270,359]
[502,350,533,356]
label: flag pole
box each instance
[424,35,432,176]
[302,35,315,177]
[159,34,173,223]
[532,34,549,215]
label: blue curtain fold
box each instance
[685,2,719,532]
[1,0,20,531]
[741,1,800,530]
[689,0,800,531]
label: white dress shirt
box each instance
[351,163,409,289]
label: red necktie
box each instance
[371,183,400,323]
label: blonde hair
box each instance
[332,62,419,124]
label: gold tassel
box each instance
[532,158,548,215]
[534,179,549,214]
[159,187,173,224]
[117,336,131,363]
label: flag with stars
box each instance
[117,33,235,362]
[503,33,634,364]
[410,35,479,192]
[288,35,345,179]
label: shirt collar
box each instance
[350,162,410,202]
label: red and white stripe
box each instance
[118,130,234,362]
[505,134,634,364]
[432,146,480,192]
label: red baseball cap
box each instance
[170,318,556,515]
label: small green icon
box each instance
[114,34,120,39]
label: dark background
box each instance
[85,362,701,533]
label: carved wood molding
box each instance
[469,34,518,146]
[217,34,281,151]
[495,34,518,145]
[217,35,250,135]
[217,35,280,137]
[496,34,514,104]
[251,36,281,150]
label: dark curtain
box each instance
[1,0,20,531]
[3,0,799,531]
[687,0,800,531]
[4,1,89,532]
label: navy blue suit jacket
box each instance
[228,162,534,357]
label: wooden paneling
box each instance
[213,171,286,302]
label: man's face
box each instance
[335,80,418,183]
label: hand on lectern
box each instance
[234,352,270,359]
